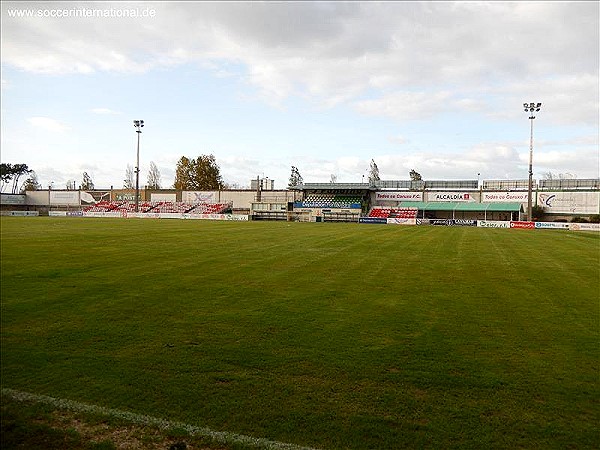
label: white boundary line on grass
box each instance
[2,388,321,450]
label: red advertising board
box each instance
[510,221,535,229]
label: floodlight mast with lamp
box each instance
[133,120,144,212]
[523,103,541,222]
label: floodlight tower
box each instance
[133,120,144,212]
[523,103,541,222]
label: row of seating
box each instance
[82,201,230,214]
[369,207,418,219]
[302,194,362,208]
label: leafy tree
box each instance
[124,165,135,189]
[81,172,95,190]
[173,154,223,190]
[409,169,422,181]
[542,171,576,180]
[21,171,42,192]
[1,163,31,193]
[368,159,380,185]
[174,156,192,190]
[288,166,303,188]
[0,163,12,192]
[146,161,162,190]
[531,205,545,221]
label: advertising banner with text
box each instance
[568,223,600,232]
[427,192,476,202]
[386,218,417,225]
[482,192,529,202]
[50,191,80,205]
[182,191,217,204]
[477,220,510,228]
[537,192,599,214]
[510,221,535,229]
[417,219,476,226]
[359,217,388,224]
[534,222,570,230]
[375,192,423,201]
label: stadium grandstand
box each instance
[1,176,598,224]
[82,201,231,215]
[368,207,419,219]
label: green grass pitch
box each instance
[1,217,598,449]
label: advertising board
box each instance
[477,220,510,228]
[534,222,570,230]
[50,191,80,206]
[482,192,529,202]
[386,218,416,225]
[452,219,477,227]
[430,219,452,226]
[428,192,476,202]
[83,211,122,218]
[538,192,600,214]
[416,219,477,226]
[82,211,249,221]
[0,194,26,205]
[150,193,177,202]
[510,221,535,229]
[375,192,423,201]
[114,193,140,202]
[568,223,600,232]
[10,211,39,216]
[359,217,387,224]
[182,191,217,204]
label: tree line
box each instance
[3,155,425,194]
[1,163,40,193]
[1,154,225,193]
[287,160,422,188]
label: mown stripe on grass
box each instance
[1,388,320,450]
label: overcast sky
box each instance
[1,1,598,190]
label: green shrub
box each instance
[571,216,589,223]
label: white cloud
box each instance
[388,135,409,145]
[2,2,597,124]
[90,107,121,115]
[27,116,70,132]
[2,2,597,190]
[353,91,453,121]
[343,143,599,182]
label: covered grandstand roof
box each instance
[398,202,523,212]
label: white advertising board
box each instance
[482,192,529,202]
[568,223,600,232]
[477,220,510,228]
[50,191,80,205]
[386,218,417,225]
[376,192,423,201]
[427,192,477,202]
[0,194,26,205]
[83,211,122,218]
[534,222,570,230]
[150,193,177,202]
[538,192,599,214]
[82,211,249,221]
[10,211,39,216]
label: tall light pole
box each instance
[523,102,541,222]
[133,120,144,212]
